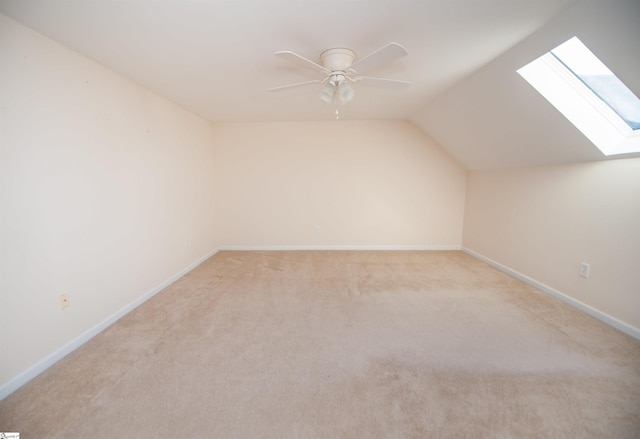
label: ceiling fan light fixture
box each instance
[319,82,335,103]
[338,81,355,103]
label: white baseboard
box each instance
[0,249,219,401]
[218,245,462,251]
[462,247,640,340]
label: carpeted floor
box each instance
[1,250,639,438]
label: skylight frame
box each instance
[517,36,640,157]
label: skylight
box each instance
[518,36,640,156]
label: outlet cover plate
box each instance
[579,262,590,278]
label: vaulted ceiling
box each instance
[1,0,638,169]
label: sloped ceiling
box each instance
[1,0,638,169]
[411,0,640,169]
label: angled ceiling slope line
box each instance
[410,0,640,170]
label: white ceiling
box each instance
[0,0,578,123]
[3,0,639,170]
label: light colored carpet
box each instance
[1,250,639,438]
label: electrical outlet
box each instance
[579,262,590,278]
[58,293,70,310]
[314,224,320,233]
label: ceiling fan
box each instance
[267,42,410,105]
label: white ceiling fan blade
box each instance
[274,51,330,74]
[349,42,408,74]
[353,76,411,89]
[267,79,323,92]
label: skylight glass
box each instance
[518,36,640,156]
[550,37,640,130]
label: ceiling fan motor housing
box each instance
[320,48,356,72]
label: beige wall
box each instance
[212,120,466,248]
[463,158,640,332]
[0,15,219,389]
